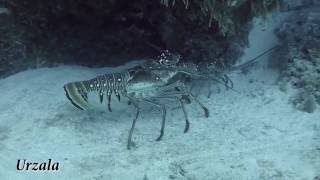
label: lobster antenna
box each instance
[230,45,278,72]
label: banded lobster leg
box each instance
[190,73,238,98]
[124,94,140,150]
[145,81,209,135]
[206,74,235,98]
[156,81,209,118]
[124,95,167,149]
[178,97,189,133]
[142,99,167,141]
[150,92,209,133]
[125,82,204,149]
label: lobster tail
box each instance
[64,82,89,110]
[64,72,132,111]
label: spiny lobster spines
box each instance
[64,72,132,111]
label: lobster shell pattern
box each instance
[64,72,131,111]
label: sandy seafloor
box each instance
[0,16,320,180]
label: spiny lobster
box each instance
[64,47,276,149]
[64,53,210,149]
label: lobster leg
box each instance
[124,95,140,150]
[178,97,190,133]
[187,93,209,117]
[156,96,191,133]
[151,96,191,133]
[145,95,193,133]
[154,92,209,118]
[162,82,209,117]
[224,74,234,89]
[142,99,167,141]
[188,72,236,93]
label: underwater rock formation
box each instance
[0,0,278,78]
[273,2,320,112]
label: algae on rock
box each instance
[1,0,279,77]
[273,4,320,112]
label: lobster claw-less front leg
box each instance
[164,81,209,118]
[124,94,140,150]
[148,82,209,134]
[178,97,190,133]
[125,96,168,148]
[141,99,167,141]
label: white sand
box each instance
[0,16,319,180]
